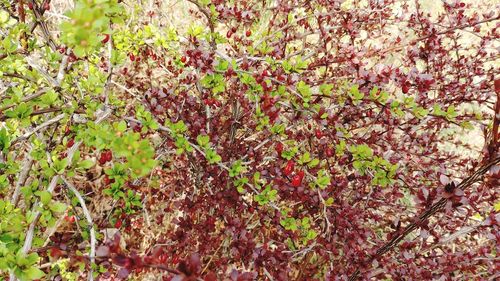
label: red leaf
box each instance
[204,272,217,281]
[117,268,130,280]
[96,246,110,257]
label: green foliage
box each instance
[11,252,45,281]
[349,144,398,187]
[433,104,457,120]
[234,177,249,194]
[0,201,44,280]
[296,81,312,107]
[0,9,16,28]
[319,83,334,96]
[196,134,210,148]
[369,87,389,103]
[312,169,331,189]
[0,0,485,278]
[5,102,33,121]
[103,163,128,198]
[280,215,318,246]
[254,185,278,205]
[166,120,193,155]
[205,148,222,164]
[348,85,364,104]
[229,160,246,177]
[0,127,11,153]
[60,0,125,57]
[0,200,25,242]
[201,73,226,94]
[282,56,308,74]
[281,144,299,160]
[50,259,78,281]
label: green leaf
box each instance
[413,106,429,119]
[49,202,67,213]
[349,85,364,103]
[25,253,39,265]
[325,197,334,206]
[0,128,11,153]
[433,104,445,116]
[460,121,474,130]
[40,90,58,105]
[215,60,229,71]
[307,158,320,168]
[23,266,45,280]
[0,10,9,24]
[116,120,127,132]
[319,83,334,95]
[298,152,311,164]
[53,158,69,174]
[446,105,457,120]
[306,230,317,240]
[317,177,330,188]
[196,135,210,147]
[35,191,52,205]
[78,159,95,169]
[229,160,245,177]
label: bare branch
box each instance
[348,156,500,280]
[61,176,96,281]
[13,113,65,143]
[11,147,34,207]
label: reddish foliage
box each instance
[32,0,498,280]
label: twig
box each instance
[201,239,224,274]
[0,89,47,112]
[436,219,487,246]
[186,0,216,51]
[263,267,275,281]
[486,88,500,163]
[55,54,69,86]
[25,57,58,86]
[348,156,500,280]
[103,34,114,105]
[42,210,66,247]
[61,177,96,281]
[26,0,57,51]
[317,188,332,237]
[16,176,59,260]
[13,113,65,143]
[11,146,34,207]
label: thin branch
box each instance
[436,219,486,246]
[348,156,500,280]
[186,0,216,51]
[0,89,47,112]
[11,146,34,207]
[364,14,500,62]
[200,239,224,274]
[26,0,57,51]
[55,54,69,86]
[486,90,500,162]
[12,113,65,143]
[61,176,96,281]
[25,56,58,86]
[0,107,76,122]
[103,33,114,105]
[263,267,275,281]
